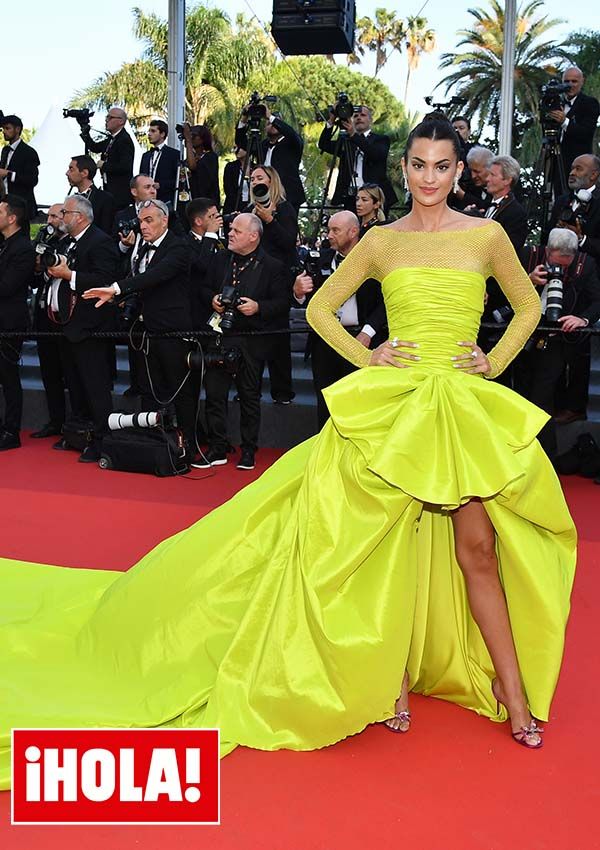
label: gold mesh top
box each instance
[306,221,541,379]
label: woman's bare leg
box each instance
[451,500,541,744]
[384,670,410,731]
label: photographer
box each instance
[113,174,183,242]
[0,115,39,220]
[66,155,114,234]
[549,154,600,261]
[30,204,71,439]
[513,228,600,459]
[318,101,397,213]
[197,213,289,471]
[236,101,305,213]
[546,66,600,175]
[355,183,387,236]
[186,197,225,329]
[246,164,298,404]
[223,145,249,215]
[0,195,35,451]
[46,195,119,462]
[140,120,180,205]
[82,199,199,461]
[80,107,134,209]
[454,145,493,211]
[181,123,220,207]
[293,210,386,429]
[483,156,528,249]
[452,116,475,162]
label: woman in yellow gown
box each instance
[0,119,576,787]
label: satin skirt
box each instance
[0,368,577,789]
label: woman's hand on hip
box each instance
[369,338,420,367]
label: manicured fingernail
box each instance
[453,363,461,368]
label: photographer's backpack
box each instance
[99,413,190,477]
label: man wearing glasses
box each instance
[46,194,119,462]
[81,106,134,209]
[547,66,600,177]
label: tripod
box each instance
[312,127,359,244]
[233,121,264,213]
[528,128,567,241]
[174,137,192,211]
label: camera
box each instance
[492,304,514,324]
[252,182,271,207]
[218,283,244,331]
[108,410,176,431]
[188,345,241,375]
[244,91,277,130]
[539,79,571,135]
[544,264,565,323]
[119,295,142,324]
[118,217,142,238]
[559,188,593,229]
[33,224,65,270]
[329,92,358,124]
[63,107,95,130]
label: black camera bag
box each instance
[61,417,95,451]
[99,427,190,477]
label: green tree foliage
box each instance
[562,30,600,102]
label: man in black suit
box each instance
[196,213,289,470]
[66,155,114,234]
[549,154,600,262]
[454,145,494,211]
[186,197,225,329]
[318,104,397,213]
[223,146,249,215]
[81,107,134,209]
[0,115,40,219]
[83,199,198,459]
[484,155,528,249]
[514,227,600,459]
[46,194,119,462]
[235,104,305,212]
[140,120,180,205]
[293,210,386,429]
[0,195,35,450]
[114,174,183,240]
[547,66,600,175]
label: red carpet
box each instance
[0,435,598,849]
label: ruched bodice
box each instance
[383,267,485,374]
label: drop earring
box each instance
[403,172,409,192]
[453,174,460,194]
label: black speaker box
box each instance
[271,0,355,55]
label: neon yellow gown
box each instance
[0,222,576,789]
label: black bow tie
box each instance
[333,252,345,265]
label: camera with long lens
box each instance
[558,188,593,230]
[544,264,565,323]
[329,92,358,124]
[188,345,242,375]
[63,107,95,131]
[107,410,176,431]
[218,283,244,331]
[117,217,142,238]
[244,91,278,130]
[252,182,271,207]
[33,224,65,270]
[539,79,571,136]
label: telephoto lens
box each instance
[545,265,564,323]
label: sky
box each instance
[2,0,595,130]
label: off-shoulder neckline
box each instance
[381,221,497,236]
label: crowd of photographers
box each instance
[0,64,599,471]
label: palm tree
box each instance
[403,16,436,103]
[71,4,274,148]
[437,0,567,141]
[355,8,406,77]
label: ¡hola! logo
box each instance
[11,729,220,825]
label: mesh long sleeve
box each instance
[306,230,381,369]
[484,223,541,379]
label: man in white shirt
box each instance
[140,120,180,205]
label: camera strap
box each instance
[230,254,256,288]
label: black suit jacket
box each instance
[235,118,306,210]
[117,231,192,333]
[519,245,600,325]
[561,92,600,172]
[200,247,289,359]
[549,190,600,261]
[82,128,135,209]
[189,150,220,207]
[0,230,35,330]
[487,193,528,252]
[318,126,398,210]
[140,144,180,204]
[86,186,115,235]
[57,225,119,343]
[187,232,226,328]
[0,141,39,218]
[243,199,298,272]
[223,160,245,215]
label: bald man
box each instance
[80,105,134,208]
[547,66,600,175]
[293,210,387,429]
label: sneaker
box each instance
[190,449,228,469]
[237,449,255,470]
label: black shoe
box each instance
[78,445,101,464]
[31,422,63,439]
[272,394,295,405]
[52,438,70,451]
[190,449,228,469]
[123,386,141,398]
[237,449,255,470]
[0,430,21,451]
